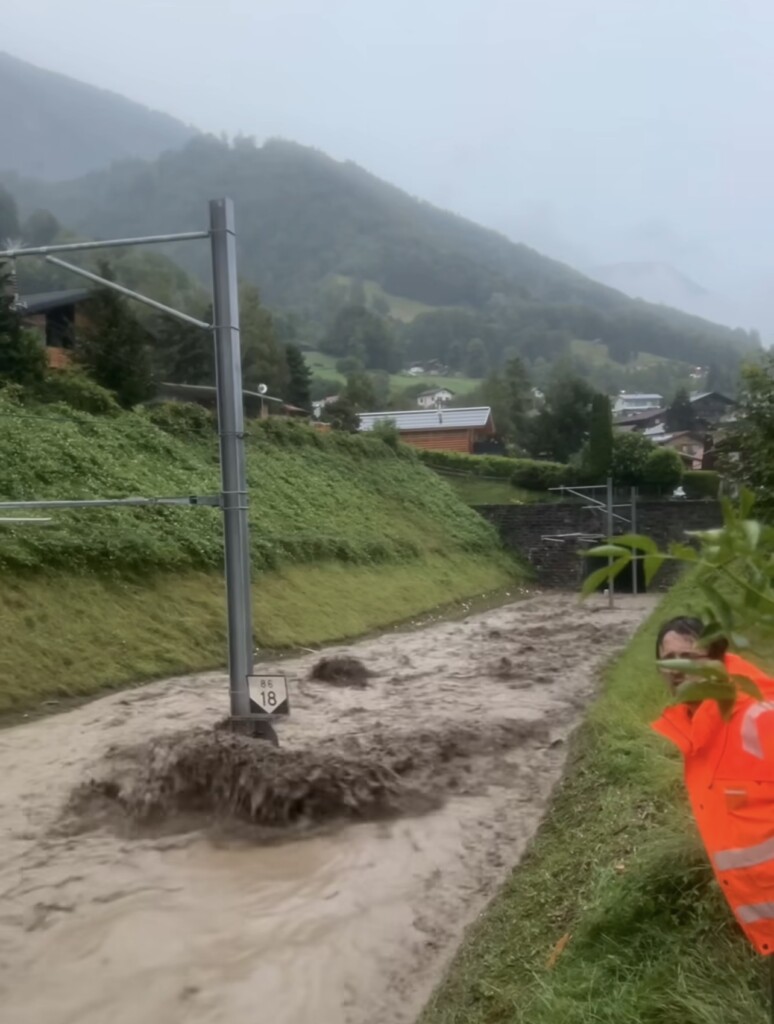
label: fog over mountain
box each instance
[4,0,773,337]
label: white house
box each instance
[416,387,454,409]
[613,392,664,417]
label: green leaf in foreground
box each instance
[581,489,773,712]
[674,678,736,705]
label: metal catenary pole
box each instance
[0,201,261,728]
[630,486,639,597]
[209,198,254,718]
[606,476,615,608]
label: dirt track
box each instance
[0,592,654,1024]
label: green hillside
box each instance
[5,136,759,385]
[0,396,512,712]
[0,51,196,181]
[306,350,480,397]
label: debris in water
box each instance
[491,656,515,678]
[309,655,371,688]
[64,719,550,837]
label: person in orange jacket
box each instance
[653,616,774,956]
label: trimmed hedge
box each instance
[418,450,522,479]
[683,469,721,499]
[509,459,569,491]
[417,450,569,490]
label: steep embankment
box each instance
[0,400,512,713]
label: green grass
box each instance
[0,400,498,574]
[421,576,771,1024]
[305,350,480,400]
[0,553,515,715]
[0,396,518,714]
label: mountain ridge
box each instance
[0,51,197,180]
[0,54,759,385]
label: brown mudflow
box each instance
[0,592,654,1024]
[67,719,552,835]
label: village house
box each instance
[614,390,737,435]
[416,387,454,409]
[613,392,664,418]
[689,391,737,428]
[615,407,667,431]
[358,406,496,454]
[17,288,92,368]
[642,423,706,470]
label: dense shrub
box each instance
[417,450,518,478]
[0,399,499,575]
[642,447,684,488]
[683,469,721,499]
[509,459,569,491]
[36,370,121,416]
[418,450,568,488]
[611,432,654,486]
[144,401,216,437]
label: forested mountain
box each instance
[4,135,760,387]
[0,52,196,181]
[3,125,761,397]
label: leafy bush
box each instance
[417,449,569,491]
[683,469,721,499]
[144,401,216,437]
[611,431,654,486]
[36,370,121,416]
[370,418,401,449]
[510,459,568,491]
[0,399,499,575]
[0,327,47,387]
[642,446,684,488]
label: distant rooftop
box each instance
[615,392,663,401]
[614,408,666,425]
[689,391,735,404]
[17,289,92,315]
[359,407,493,432]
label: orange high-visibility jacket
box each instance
[653,653,774,955]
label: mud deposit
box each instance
[0,592,654,1024]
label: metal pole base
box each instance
[219,716,279,747]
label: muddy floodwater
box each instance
[0,592,654,1024]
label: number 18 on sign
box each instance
[247,675,290,717]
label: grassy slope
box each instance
[305,350,481,399]
[0,401,498,574]
[0,554,512,715]
[0,399,514,713]
[421,577,770,1024]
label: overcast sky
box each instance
[7,0,774,328]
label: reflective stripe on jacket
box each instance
[652,654,774,956]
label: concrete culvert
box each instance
[309,655,371,688]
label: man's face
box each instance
[657,630,709,695]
